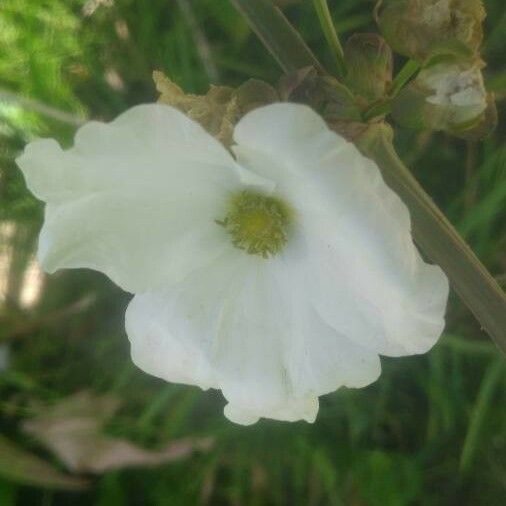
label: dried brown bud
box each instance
[278,67,361,122]
[344,33,393,105]
[375,0,485,62]
[153,71,278,146]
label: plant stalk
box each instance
[389,59,420,97]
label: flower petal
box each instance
[125,250,381,425]
[125,249,244,391]
[302,225,449,356]
[125,253,306,424]
[19,104,235,202]
[17,104,242,292]
[210,259,312,424]
[233,103,449,357]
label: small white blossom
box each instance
[17,103,449,425]
[418,63,487,125]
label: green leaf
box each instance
[0,436,88,491]
[358,125,506,354]
[229,0,323,74]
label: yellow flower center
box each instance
[217,190,292,258]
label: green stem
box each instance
[362,99,393,121]
[229,0,323,74]
[312,0,346,78]
[389,59,420,97]
[362,59,420,121]
[360,126,506,355]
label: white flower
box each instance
[418,62,487,125]
[17,103,449,425]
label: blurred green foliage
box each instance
[0,0,505,504]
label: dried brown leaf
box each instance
[23,391,214,474]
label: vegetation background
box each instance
[0,0,505,504]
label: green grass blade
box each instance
[312,0,346,77]
[0,436,88,491]
[229,0,324,74]
[459,359,505,473]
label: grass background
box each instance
[0,0,505,504]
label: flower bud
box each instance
[375,0,485,62]
[344,33,393,105]
[391,60,496,138]
[419,62,487,124]
[233,79,279,116]
[278,67,361,121]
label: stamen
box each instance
[217,190,292,258]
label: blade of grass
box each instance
[176,0,220,83]
[440,334,496,356]
[363,59,420,120]
[459,358,505,473]
[388,59,420,97]
[0,436,88,490]
[312,0,346,77]
[229,0,324,74]
[0,87,85,126]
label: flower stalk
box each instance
[362,59,420,121]
[388,58,420,97]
